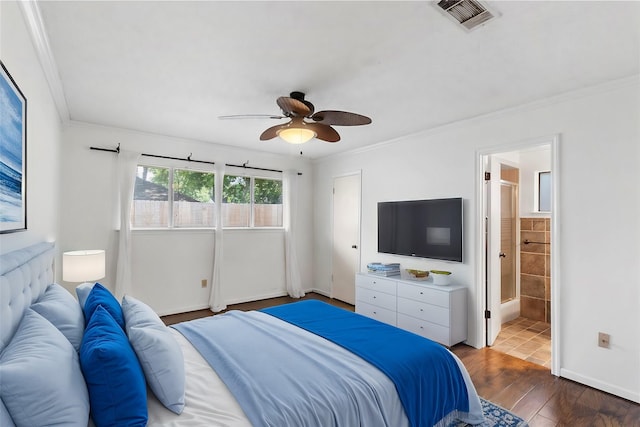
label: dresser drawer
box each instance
[397,313,450,345]
[355,274,397,295]
[397,297,450,327]
[397,282,449,308]
[356,287,396,311]
[356,301,397,326]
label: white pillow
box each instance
[122,294,165,330]
[0,309,90,426]
[75,282,96,309]
[0,398,15,427]
[122,295,185,414]
[31,283,85,351]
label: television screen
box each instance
[377,198,463,262]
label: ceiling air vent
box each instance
[435,0,498,31]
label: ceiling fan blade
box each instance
[277,97,311,117]
[310,110,372,126]
[218,114,285,120]
[259,123,289,140]
[305,122,341,143]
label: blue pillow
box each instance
[0,309,89,426]
[83,283,125,329]
[80,305,147,427]
[31,283,85,351]
[123,295,185,414]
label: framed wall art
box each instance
[1,61,27,233]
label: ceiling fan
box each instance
[219,91,372,144]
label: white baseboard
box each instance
[560,368,640,403]
[157,304,210,317]
[308,288,331,297]
[158,289,336,317]
[224,291,289,306]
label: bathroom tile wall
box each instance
[520,218,551,322]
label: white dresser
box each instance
[355,273,467,346]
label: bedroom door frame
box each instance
[331,171,362,305]
[476,134,561,376]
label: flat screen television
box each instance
[377,197,463,263]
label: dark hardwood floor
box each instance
[162,293,640,427]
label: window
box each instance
[536,171,551,212]
[131,165,215,228]
[223,175,282,228]
[222,175,250,227]
[253,178,283,227]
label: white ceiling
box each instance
[36,1,640,159]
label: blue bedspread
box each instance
[173,309,409,427]
[262,300,470,427]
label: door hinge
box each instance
[484,310,491,319]
[484,172,491,181]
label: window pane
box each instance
[173,169,215,227]
[222,175,250,227]
[254,178,283,227]
[132,166,169,228]
[538,171,551,212]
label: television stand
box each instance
[355,273,467,347]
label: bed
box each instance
[0,242,485,427]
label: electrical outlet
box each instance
[201,279,207,288]
[598,332,610,348]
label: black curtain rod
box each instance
[90,144,214,166]
[226,162,302,176]
[90,145,301,175]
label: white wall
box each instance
[59,122,314,314]
[517,147,552,216]
[0,1,61,258]
[313,77,640,402]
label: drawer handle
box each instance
[419,308,423,312]
[373,311,377,314]
[373,296,376,299]
[420,326,424,329]
[419,292,423,295]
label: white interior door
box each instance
[486,156,502,346]
[332,173,361,304]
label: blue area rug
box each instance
[447,398,529,427]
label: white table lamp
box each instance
[63,250,106,283]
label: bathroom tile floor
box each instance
[492,317,551,368]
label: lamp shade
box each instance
[278,127,316,144]
[63,250,106,282]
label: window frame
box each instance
[222,173,283,229]
[535,170,552,213]
[131,163,216,230]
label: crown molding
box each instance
[18,0,70,123]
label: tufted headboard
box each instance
[0,242,56,352]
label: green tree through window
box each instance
[254,178,282,204]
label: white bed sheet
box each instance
[147,329,251,426]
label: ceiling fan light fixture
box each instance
[277,127,316,144]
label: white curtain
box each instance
[208,163,227,312]
[115,150,141,299]
[283,170,305,298]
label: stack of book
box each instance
[366,262,401,276]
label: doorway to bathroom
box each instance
[479,136,557,372]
